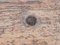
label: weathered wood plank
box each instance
[0,0,60,45]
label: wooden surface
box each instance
[0,0,60,45]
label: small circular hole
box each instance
[26,16,37,26]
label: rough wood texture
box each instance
[0,0,60,45]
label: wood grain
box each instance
[0,0,60,45]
